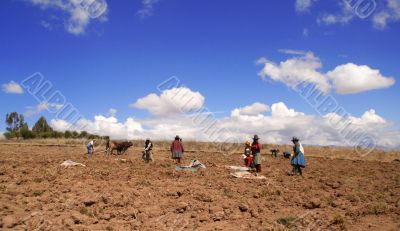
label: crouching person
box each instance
[290,137,306,176]
[243,140,253,167]
[87,140,95,156]
[143,138,153,163]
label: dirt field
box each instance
[0,143,400,230]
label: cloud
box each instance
[108,108,117,117]
[295,0,317,12]
[303,28,309,37]
[2,81,24,94]
[137,0,159,18]
[302,0,400,29]
[327,63,395,94]
[25,102,64,117]
[131,87,205,116]
[317,2,354,25]
[52,115,143,139]
[258,51,395,94]
[49,99,400,149]
[231,102,270,117]
[28,0,108,35]
[372,0,400,29]
[258,51,331,94]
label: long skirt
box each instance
[291,153,306,168]
[172,151,183,159]
[253,153,261,165]
[87,145,93,154]
[145,150,153,162]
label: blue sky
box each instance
[0,0,399,148]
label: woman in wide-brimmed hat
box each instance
[290,136,306,176]
[251,135,263,173]
[171,135,184,164]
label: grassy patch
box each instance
[24,190,45,197]
[276,216,297,227]
[365,203,388,215]
[136,179,151,187]
[79,207,89,215]
[330,214,346,230]
[324,196,337,207]
[222,187,234,198]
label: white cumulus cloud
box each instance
[231,102,270,117]
[2,81,24,94]
[258,51,331,94]
[49,99,400,150]
[258,51,395,95]
[327,63,395,94]
[131,87,205,116]
[52,115,143,140]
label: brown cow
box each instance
[106,140,133,155]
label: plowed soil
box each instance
[0,144,399,230]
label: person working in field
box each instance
[251,135,262,173]
[87,140,95,156]
[290,136,306,176]
[242,140,253,168]
[143,138,153,163]
[171,135,184,164]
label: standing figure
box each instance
[291,137,306,176]
[143,138,153,163]
[87,140,95,156]
[171,135,184,164]
[251,135,262,173]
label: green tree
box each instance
[52,131,64,139]
[3,132,15,139]
[79,131,88,138]
[19,114,28,130]
[20,128,35,139]
[5,112,27,139]
[72,131,79,138]
[6,112,20,132]
[64,130,72,139]
[32,116,53,134]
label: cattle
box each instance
[106,140,133,155]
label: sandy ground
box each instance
[0,144,399,230]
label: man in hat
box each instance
[171,135,184,164]
[291,136,306,176]
[251,135,263,173]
